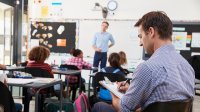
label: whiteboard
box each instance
[78,20,143,60]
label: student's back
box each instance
[99,53,126,101]
[101,67,125,76]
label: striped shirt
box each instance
[65,57,92,70]
[120,44,195,111]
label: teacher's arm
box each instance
[109,34,115,48]
[92,35,101,52]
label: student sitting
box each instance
[118,51,128,69]
[27,46,53,76]
[118,51,130,74]
[23,46,53,112]
[65,48,92,100]
[99,52,126,101]
[65,48,92,69]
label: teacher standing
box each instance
[92,21,115,69]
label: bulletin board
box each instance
[172,22,200,60]
[140,22,200,61]
[30,21,76,53]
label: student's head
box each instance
[101,21,109,32]
[119,51,127,65]
[70,48,83,58]
[135,11,172,55]
[108,52,121,68]
[28,46,50,62]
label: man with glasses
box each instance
[92,11,195,112]
[92,21,115,69]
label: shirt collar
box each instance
[151,44,175,58]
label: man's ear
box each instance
[148,27,155,39]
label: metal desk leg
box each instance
[78,74,82,94]
[59,81,63,112]
[10,86,13,94]
[88,76,91,97]
[66,76,70,97]
[35,91,39,112]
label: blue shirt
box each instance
[92,32,115,52]
[120,44,195,111]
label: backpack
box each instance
[99,68,120,100]
[74,92,91,112]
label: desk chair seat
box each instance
[143,98,193,112]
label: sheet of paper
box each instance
[191,33,200,48]
[99,81,124,99]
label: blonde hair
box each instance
[28,46,50,62]
[119,51,127,65]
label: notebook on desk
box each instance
[99,80,125,99]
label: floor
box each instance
[13,87,200,112]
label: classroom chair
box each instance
[143,98,193,112]
[189,55,200,80]
[23,67,55,112]
[60,64,84,101]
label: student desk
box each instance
[0,66,26,95]
[7,78,63,112]
[0,66,25,77]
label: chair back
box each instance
[189,55,200,80]
[25,67,53,78]
[92,72,126,88]
[0,82,16,112]
[143,98,193,112]
[60,64,79,70]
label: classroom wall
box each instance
[29,0,200,20]
[29,0,200,69]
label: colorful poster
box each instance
[172,32,187,50]
[30,21,76,53]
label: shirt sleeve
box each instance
[120,63,154,111]
[92,33,97,46]
[109,34,115,45]
[81,60,92,69]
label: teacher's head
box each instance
[101,21,109,32]
[135,11,172,55]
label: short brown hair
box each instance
[135,11,172,40]
[28,46,50,62]
[102,21,109,26]
[108,52,121,68]
[70,48,82,57]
